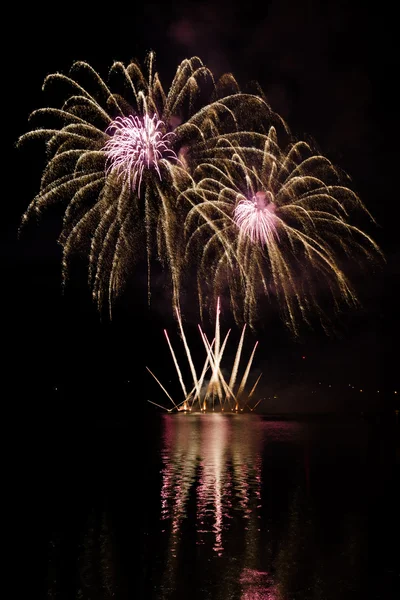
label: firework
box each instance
[17,52,273,315]
[181,125,383,336]
[147,298,262,412]
[18,51,381,337]
[104,113,179,196]
[233,190,279,246]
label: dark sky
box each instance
[4,0,399,413]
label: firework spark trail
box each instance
[199,326,233,410]
[146,367,178,410]
[228,324,247,395]
[191,333,215,407]
[176,307,202,403]
[147,399,172,412]
[164,329,188,399]
[250,398,263,412]
[246,373,263,410]
[200,307,226,408]
[187,358,212,410]
[212,297,221,386]
[247,372,262,401]
[236,341,259,408]
[198,329,220,409]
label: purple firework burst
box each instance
[234,191,279,246]
[104,113,178,195]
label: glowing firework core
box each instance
[234,190,279,246]
[104,114,178,195]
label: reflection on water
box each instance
[159,414,303,599]
[161,414,262,555]
[39,414,398,600]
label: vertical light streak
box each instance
[164,329,188,398]
[236,341,259,408]
[228,324,247,394]
[176,307,202,402]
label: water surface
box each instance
[25,413,399,599]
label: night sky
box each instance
[4,0,399,417]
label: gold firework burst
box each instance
[17,52,273,315]
[181,125,384,336]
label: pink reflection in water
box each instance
[240,568,280,599]
[160,414,264,555]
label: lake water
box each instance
[26,413,399,599]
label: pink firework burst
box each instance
[104,113,178,195]
[234,191,279,246]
